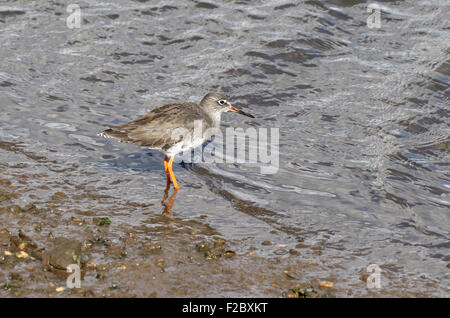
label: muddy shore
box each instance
[0,141,433,297]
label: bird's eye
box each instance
[218,99,226,105]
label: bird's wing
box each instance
[101,103,211,150]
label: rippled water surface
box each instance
[0,0,449,297]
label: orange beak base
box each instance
[228,105,255,118]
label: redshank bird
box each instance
[100,93,254,189]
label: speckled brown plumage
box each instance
[101,102,215,152]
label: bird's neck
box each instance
[210,110,223,126]
[202,107,223,127]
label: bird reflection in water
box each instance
[161,181,178,218]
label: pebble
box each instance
[71,217,82,223]
[319,281,334,288]
[86,261,96,268]
[16,251,29,259]
[224,251,236,258]
[274,249,288,255]
[289,249,300,255]
[271,283,282,289]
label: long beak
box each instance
[228,105,255,118]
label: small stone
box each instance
[271,283,281,289]
[286,290,299,298]
[0,179,11,185]
[213,238,226,248]
[86,261,96,268]
[283,270,297,279]
[262,240,271,246]
[156,259,164,269]
[45,238,82,270]
[289,249,300,255]
[319,281,334,288]
[224,250,236,258]
[360,274,369,282]
[71,217,82,223]
[55,287,65,292]
[16,251,29,259]
[117,265,126,270]
[274,248,288,255]
[51,192,68,201]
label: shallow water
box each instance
[0,0,449,297]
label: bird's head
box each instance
[200,93,254,118]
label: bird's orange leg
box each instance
[163,155,170,185]
[168,155,179,189]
